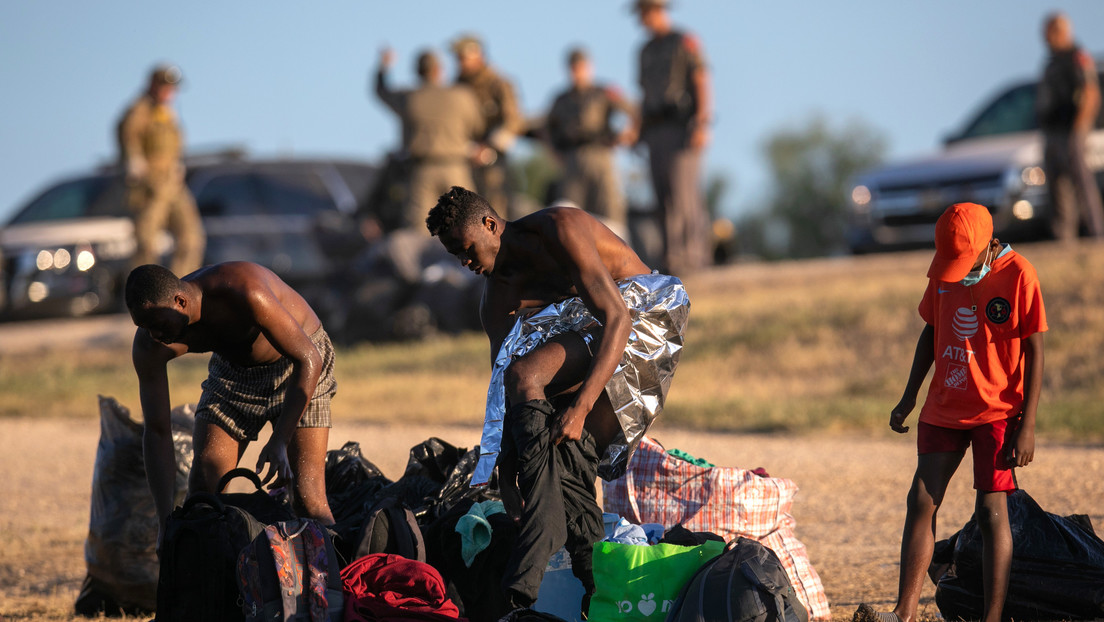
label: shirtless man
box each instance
[126,262,337,543]
[426,186,689,615]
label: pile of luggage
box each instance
[78,399,835,621]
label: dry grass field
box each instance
[2,240,1103,621]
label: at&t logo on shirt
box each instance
[951,307,978,340]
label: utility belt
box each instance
[642,103,695,128]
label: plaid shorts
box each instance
[195,327,337,441]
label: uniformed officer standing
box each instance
[546,48,637,233]
[633,0,712,275]
[118,65,205,274]
[1037,12,1104,240]
[375,48,485,230]
[452,34,526,218]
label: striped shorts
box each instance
[195,327,337,442]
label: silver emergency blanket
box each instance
[471,272,689,486]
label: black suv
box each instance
[0,152,481,341]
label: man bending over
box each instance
[426,186,689,615]
[126,262,337,544]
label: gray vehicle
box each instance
[847,69,1104,253]
[0,152,483,341]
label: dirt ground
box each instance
[3,415,1103,621]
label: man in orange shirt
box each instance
[855,203,1046,622]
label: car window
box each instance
[7,176,125,225]
[255,170,336,216]
[194,173,265,217]
[334,163,379,205]
[957,83,1039,141]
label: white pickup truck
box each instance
[847,69,1104,253]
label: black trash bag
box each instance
[324,441,393,561]
[379,474,446,521]
[933,488,1104,620]
[75,396,194,617]
[423,446,501,524]
[400,439,503,524]
[325,440,390,496]
[404,437,466,485]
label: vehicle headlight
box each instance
[76,249,96,271]
[1005,165,1046,190]
[850,185,872,213]
[1021,166,1045,186]
[52,248,71,270]
[35,250,53,271]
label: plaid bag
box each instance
[601,436,830,620]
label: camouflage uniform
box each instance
[118,80,205,275]
[639,29,709,274]
[547,83,633,229]
[376,68,484,230]
[1038,44,1104,240]
[458,64,526,218]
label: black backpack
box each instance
[355,496,426,562]
[155,469,295,622]
[666,537,808,622]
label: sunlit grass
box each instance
[1,240,1102,441]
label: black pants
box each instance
[1044,129,1104,240]
[499,399,604,607]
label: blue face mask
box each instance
[959,246,992,287]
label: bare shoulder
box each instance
[534,206,601,236]
[525,206,644,277]
[192,261,278,295]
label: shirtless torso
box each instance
[478,206,650,354]
[129,261,333,535]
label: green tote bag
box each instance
[590,540,725,622]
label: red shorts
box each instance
[917,419,1017,492]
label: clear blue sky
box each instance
[2,1,1103,223]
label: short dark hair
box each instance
[125,264,181,311]
[426,186,498,237]
[567,47,588,68]
[416,50,439,79]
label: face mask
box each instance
[959,246,992,287]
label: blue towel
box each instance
[455,500,506,567]
[605,517,649,545]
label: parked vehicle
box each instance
[0,152,482,342]
[847,67,1104,253]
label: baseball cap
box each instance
[927,202,994,282]
[450,34,483,56]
